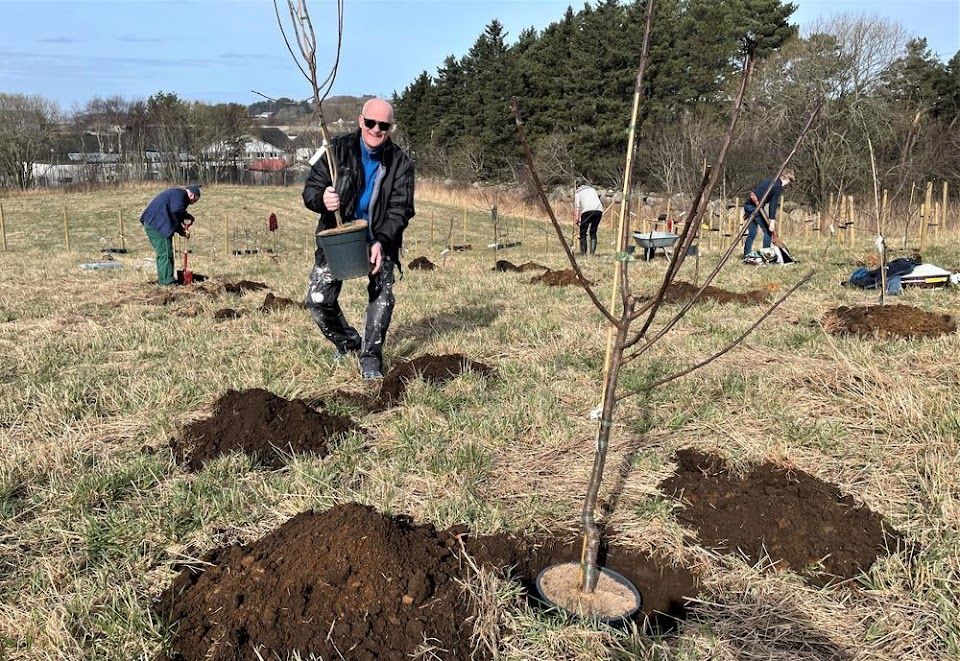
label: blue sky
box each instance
[1,0,957,110]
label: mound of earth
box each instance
[213,308,241,322]
[171,388,356,470]
[259,293,303,312]
[651,281,771,305]
[161,503,700,660]
[408,256,437,270]
[224,280,269,294]
[517,261,549,272]
[659,449,902,585]
[530,269,586,287]
[822,304,955,339]
[380,353,495,405]
[494,260,549,272]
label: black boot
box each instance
[579,238,587,255]
[589,237,597,255]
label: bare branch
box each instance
[616,270,814,402]
[511,99,618,327]
[623,100,823,361]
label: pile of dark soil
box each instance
[161,503,700,660]
[494,260,549,272]
[659,449,902,585]
[171,388,356,470]
[380,353,495,405]
[259,293,303,312]
[651,280,771,305]
[224,280,269,294]
[530,269,586,287]
[408,256,437,270]
[213,308,241,322]
[822,304,956,339]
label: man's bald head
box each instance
[359,98,394,150]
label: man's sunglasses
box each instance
[362,116,392,132]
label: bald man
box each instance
[302,98,416,380]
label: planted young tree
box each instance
[513,0,821,616]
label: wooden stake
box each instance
[118,209,126,251]
[881,189,888,227]
[0,202,6,252]
[919,202,928,251]
[224,215,229,255]
[430,210,435,244]
[63,204,70,251]
[934,202,941,239]
[942,181,949,232]
[921,182,933,250]
[462,207,467,245]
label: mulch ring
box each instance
[822,304,956,339]
[659,448,903,586]
[493,260,549,272]
[530,269,588,287]
[224,280,269,294]
[408,256,437,270]
[170,388,357,471]
[259,292,303,312]
[160,503,700,661]
[649,280,772,305]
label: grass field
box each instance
[0,183,958,659]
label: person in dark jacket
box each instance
[742,170,794,258]
[140,185,201,285]
[302,98,415,380]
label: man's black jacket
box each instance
[303,129,415,261]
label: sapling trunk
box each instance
[579,300,633,593]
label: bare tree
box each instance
[0,93,61,189]
[514,0,821,605]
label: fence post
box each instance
[942,181,949,233]
[63,204,70,251]
[921,182,933,250]
[0,202,6,252]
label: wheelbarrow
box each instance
[632,231,679,261]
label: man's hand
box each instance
[183,228,191,239]
[322,186,340,212]
[369,241,383,275]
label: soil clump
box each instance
[162,503,700,660]
[171,388,356,470]
[259,292,303,312]
[659,449,902,585]
[408,256,437,270]
[224,280,269,294]
[379,353,495,405]
[530,269,586,287]
[650,280,771,305]
[495,260,550,273]
[822,304,955,339]
[213,308,241,322]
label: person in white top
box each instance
[574,184,604,255]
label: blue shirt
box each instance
[357,141,383,222]
[140,188,192,238]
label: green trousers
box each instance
[144,225,175,285]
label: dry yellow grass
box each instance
[0,182,958,659]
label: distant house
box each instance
[32,132,125,185]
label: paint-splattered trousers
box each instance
[304,255,396,373]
